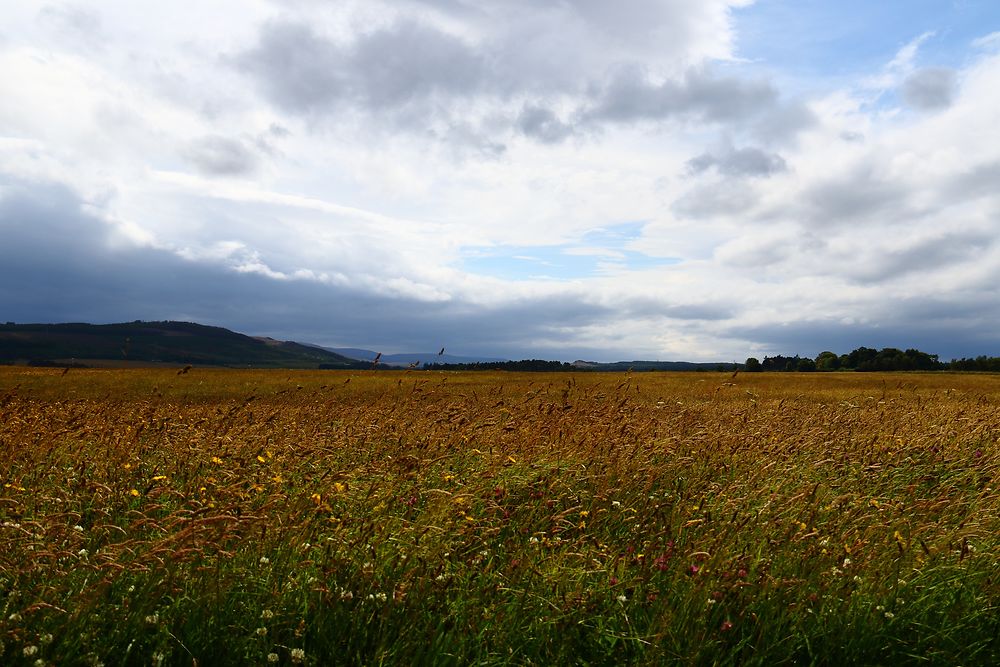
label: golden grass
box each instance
[1,367,998,665]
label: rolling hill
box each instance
[0,321,366,369]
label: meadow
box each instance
[1,366,998,665]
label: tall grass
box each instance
[1,368,998,665]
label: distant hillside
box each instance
[0,321,366,369]
[327,347,509,367]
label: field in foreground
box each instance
[1,367,999,666]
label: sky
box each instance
[1,1,999,361]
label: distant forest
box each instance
[743,347,1000,372]
[424,348,1000,373]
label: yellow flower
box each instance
[129,489,140,497]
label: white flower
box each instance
[529,537,539,544]
[616,594,627,603]
[74,525,84,532]
[611,501,621,508]
[8,613,21,622]
[884,611,894,619]
[290,647,305,663]
[259,556,270,565]
[842,558,852,567]
[256,627,267,636]
[35,659,45,667]
[78,548,89,558]
[376,592,388,602]
[145,614,158,624]
[152,651,165,666]
[267,654,279,663]
[40,633,53,645]
[24,645,39,657]
[260,609,274,620]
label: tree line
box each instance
[744,347,1000,372]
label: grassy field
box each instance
[1,367,998,665]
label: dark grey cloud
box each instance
[584,65,778,125]
[901,67,958,110]
[236,14,812,146]
[726,312,1000,362]
[238,19,485,115]
[845,231,993,284]
[672,181,758,220]
[946,161,1000,201]
[803,168,909,226]
[517,105,575,143]
[183,136,259,176]
[687,146,787,178]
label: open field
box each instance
[1,367,999,665]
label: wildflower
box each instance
[24,645,39,657]
[35,660,45,667]
[259,556,270,565]
[611,501,621,508]
[152,652,165,666]
[129,489,140,497]
[73,525,84,532]
[40,633,53,645]
[842,558,851,567]
[853,575,862,583]
[706,598,717,606]
[884,611,895,619]
[8,613,21,622]
[616,594,627,603]
[78,548,89,558]
[290,647,305,663]
[261,609,274,620]
[267,654,279,664]
[529,537,539,544]
[145,614,158,624]
[256,627,267,636]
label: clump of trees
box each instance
[744,347,947,372]
[948,356,1000,372]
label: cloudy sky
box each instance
[2,1,999,361]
